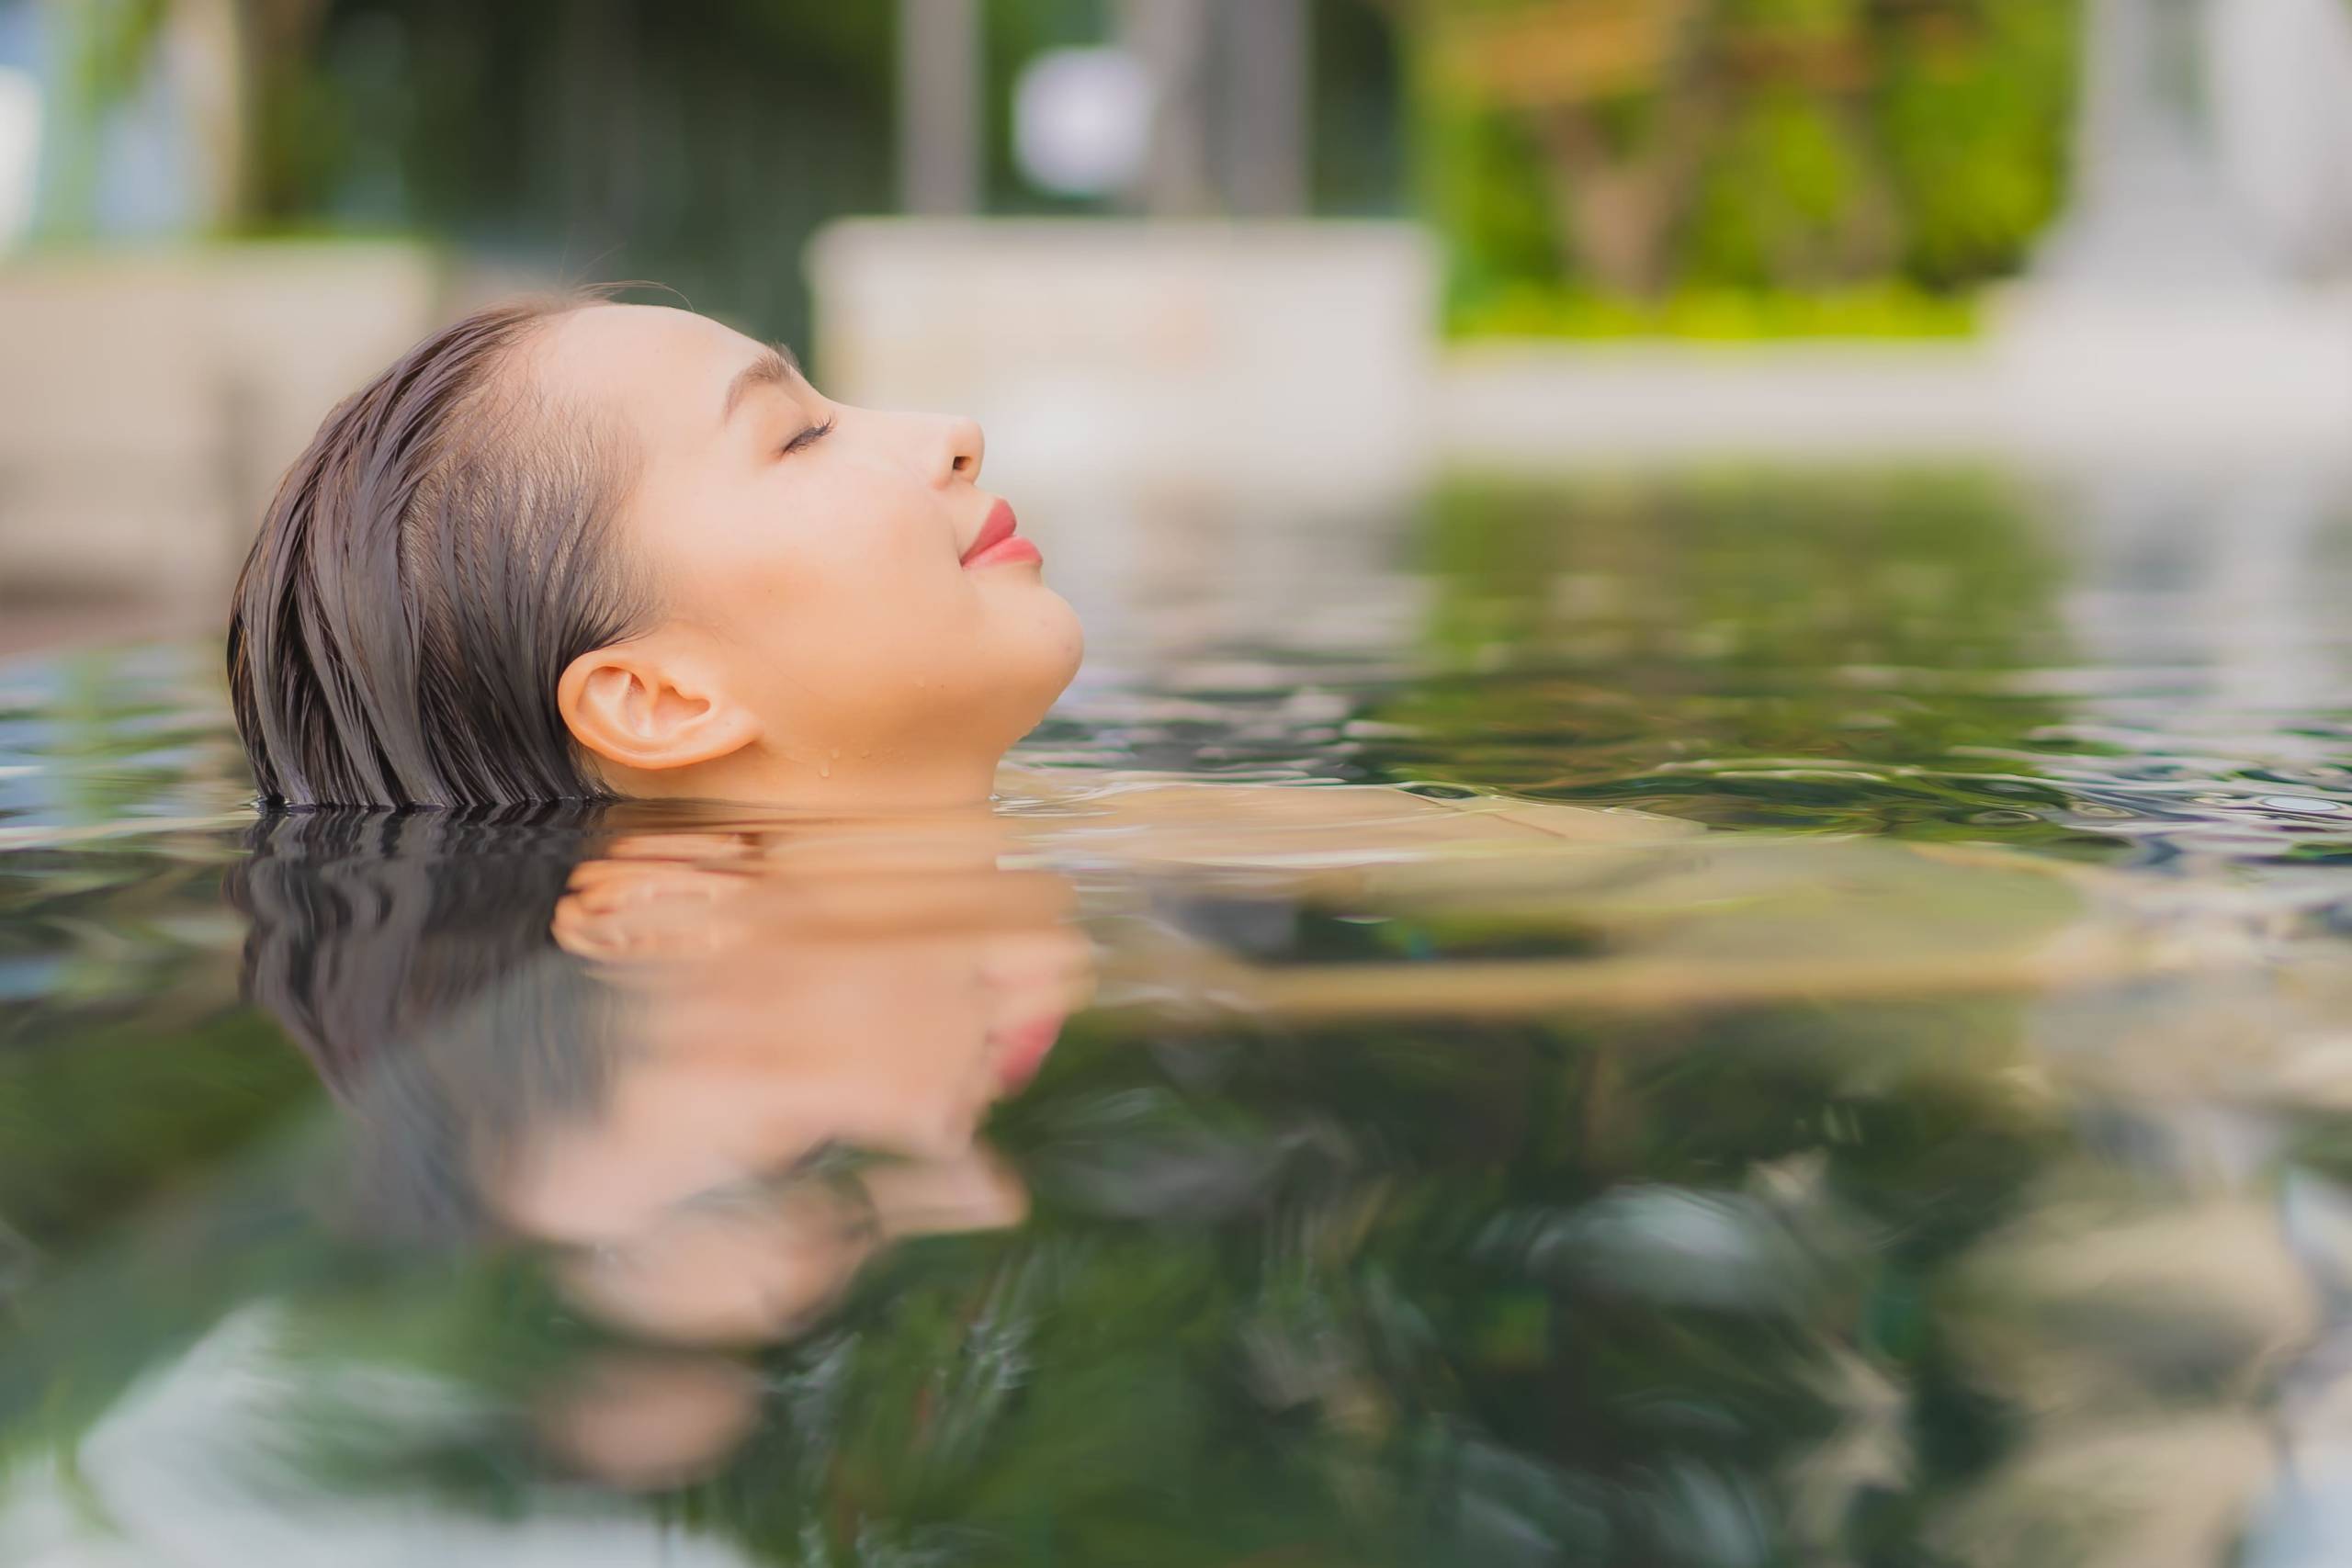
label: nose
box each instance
[937,415,985,488]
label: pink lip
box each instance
[991,1012,1065,1093]
[961,502,1043,570]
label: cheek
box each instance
[708,492,1001,716]
[657,470,1079,740]
[694,479,975,644]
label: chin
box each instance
[992,592,1085,737]
[953,582,1082,733]
[1036,590,1086,699]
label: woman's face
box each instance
[537,303,1083,801]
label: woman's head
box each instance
[230,296,1082,809]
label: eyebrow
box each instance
[720,343,803,425]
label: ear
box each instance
[550,857,752,964]
[558,642,760,777]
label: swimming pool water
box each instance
[6,465,2352,1566]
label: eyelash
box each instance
[780,418,836,458]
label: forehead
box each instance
[534,303,764,445]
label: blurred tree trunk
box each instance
[1409,0,1727,299]
[52,0,327,231]
[232,0,329,224]
[167,0,247,225]
[1120,0,1217,214]
[899,0,983,214]
[1392,0,1923,299]
[1526,30,1724,299]
[1218,0,1312,216]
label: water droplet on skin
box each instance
[820,763,831,779]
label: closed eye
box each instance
[780,418,836,459]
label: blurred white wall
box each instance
[0,243,439,606]
[2211,0,2352,278]
[810,220,1438,508]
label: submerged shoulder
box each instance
[994,764,1702,856]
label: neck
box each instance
[609,742,1008,815]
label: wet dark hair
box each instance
[227,295,650,808]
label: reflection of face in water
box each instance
[228,807,1089,1485]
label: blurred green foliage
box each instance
[303,0,899,346]
[41,0,898,342]
[1411,0,2084,335]
[1452,280,1976,338]
[50,0,1408,346]
[51,1,2072,338]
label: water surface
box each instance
[7,466,2352,1566]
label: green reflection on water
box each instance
[1384,469,2104,854]
[3,468,2350,1566]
